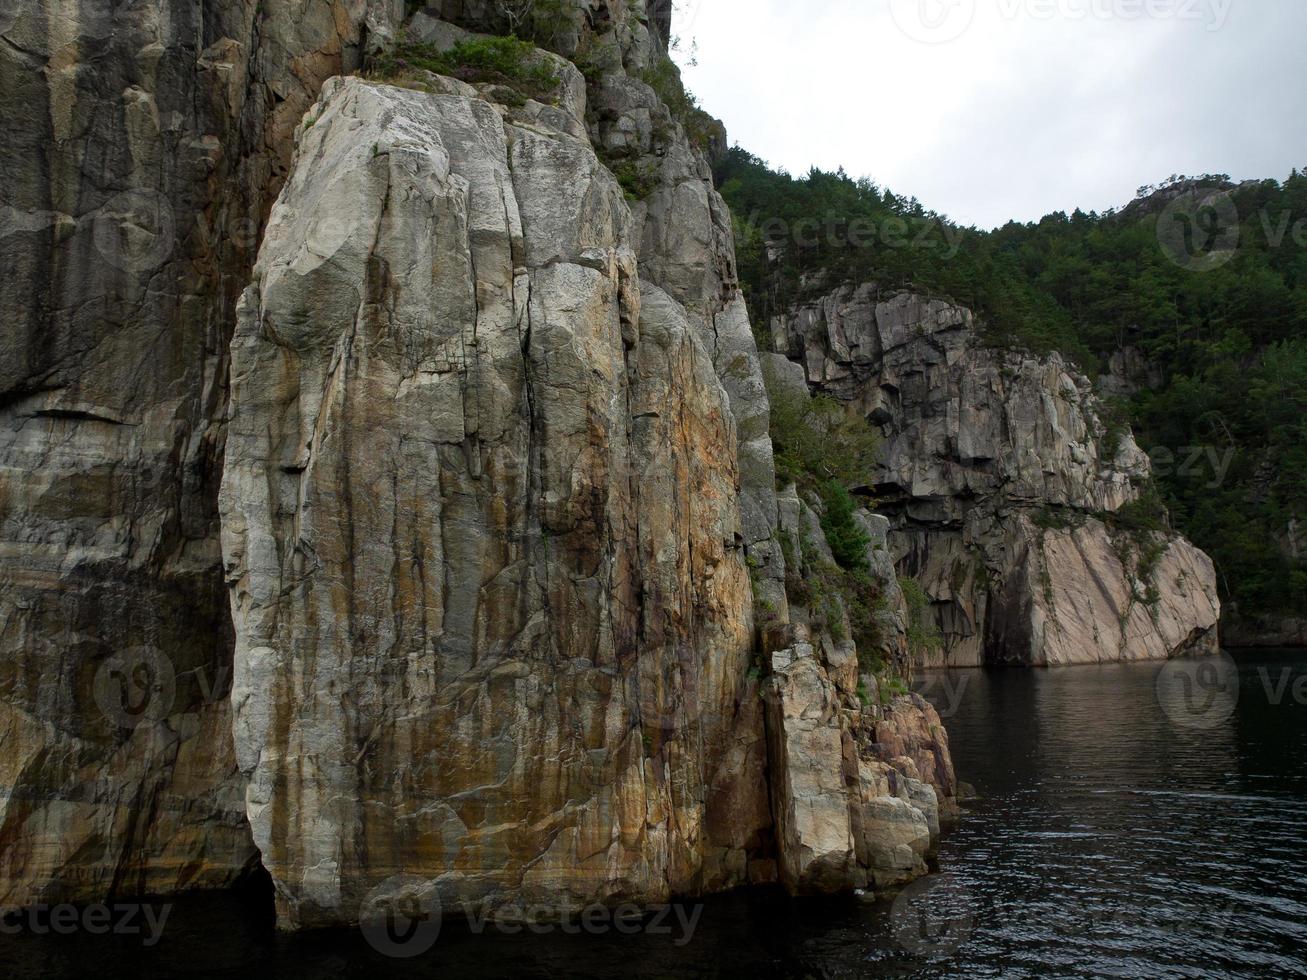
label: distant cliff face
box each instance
[0,1,952,925]
[770,283,1221,667]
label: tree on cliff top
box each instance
[727,156,1307,620]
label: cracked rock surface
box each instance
[1,1,953,921]
[769,283,1221,667]
[0,0,405,908]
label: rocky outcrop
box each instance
[983,513,1222,666]
[220,67,764,927]
[1223,615,1307,649]
[769,283,1221,667]
[758,479,953,894]
[0,1,954,924]
[765,650,939,893]
[1098,345,1163,399]
[216,9,952,928]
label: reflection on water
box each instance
[3,652,1306,978]
[917,651,1307,978]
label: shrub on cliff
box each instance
[899,576,942,664]
[612,161,660,202]
[764,366,880,491]
[370,36,560,101]
[1103,486,1172,610]
[820,481,871,573]
[789,525,889,674]
[640,55,719,149]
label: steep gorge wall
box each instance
[769,284,1221,667]
[222,68,768,926]
[0,1,954,925]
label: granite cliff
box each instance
[767,283,1221,668]
[0,1,951,927]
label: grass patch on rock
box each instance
[370,35,560,102]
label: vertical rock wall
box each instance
[220,10,953,927]
[0,1,955,922]
[770,283,1221,667]
[220,70,767,926]
[0,0,404,907]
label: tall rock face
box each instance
[0,0,955,923]
[220,69,766,926]
[219,10,950,927]
[0,0,405,907]
[770,284,1221,667]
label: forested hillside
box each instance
[717,149,1307,621]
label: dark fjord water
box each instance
[4,651,1306,979]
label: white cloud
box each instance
[675,0,1307,228]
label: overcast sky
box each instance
[674,0,1307,229]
